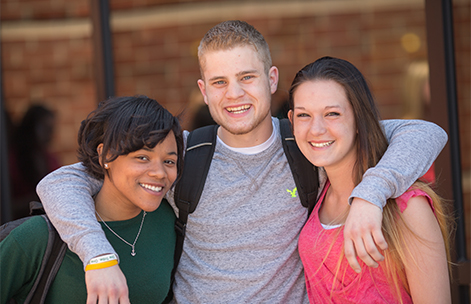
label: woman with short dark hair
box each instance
[1,96,183,303]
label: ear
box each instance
[288,110,295,133]
[97,143,104,166]
[268,66,279,94]
[197,79,209,105]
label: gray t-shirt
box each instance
[167,119,308,303]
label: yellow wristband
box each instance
[85,259,118,271]
[85,253,119,271]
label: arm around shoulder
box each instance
[343,119,447,272]
[350,119,447,209]
[36,162,115,268]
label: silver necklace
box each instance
[95,211,147,256]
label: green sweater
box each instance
[0,200,176,304]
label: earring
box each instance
[104,164,109,169]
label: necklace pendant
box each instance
[95,210,145,258]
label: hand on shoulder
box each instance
[343,198,388,273]
[85,264,130,304]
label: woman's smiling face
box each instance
[100,131,178,219]
[289,79,357,172]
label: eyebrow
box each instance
[208,75,225,82]
[237,70,258,77]
[208,70,259,82]
[142,147,178,156]
[325,105,342,109]
[294,105,342,110]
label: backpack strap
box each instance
[279,118,319,216]
[25,215,67,304]
[164,124,218,303]
[173,124,218,263]
[0,202,46,241]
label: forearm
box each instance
[36,163,116,268]
[350,119,447,209]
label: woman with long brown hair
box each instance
[289,57,452,303]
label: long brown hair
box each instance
[289,56,452,302]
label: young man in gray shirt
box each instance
[37,20,447,304]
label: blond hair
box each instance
[197,20,272,76]
[381,182,452,302]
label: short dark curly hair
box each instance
[77,95,183,181]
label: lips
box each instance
[226,104,250,114]
[310,140,334,148]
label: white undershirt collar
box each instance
[217,120,278,155]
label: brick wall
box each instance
[1,0,89,20]
[3,36,96,164]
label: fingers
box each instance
[87,293,98,304]
[85,265,130,304]
[344,197,389,272]
[344,238,361,273]
[118,294,131,304]
[344,233,383,272]
[372,229,388,251]
[87,288,126,304]
[357,234,381,267]
[98,286,118,304]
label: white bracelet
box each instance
[87,253,118,265]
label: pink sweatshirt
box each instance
[298,182,433,303]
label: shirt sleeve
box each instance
[349,119,447,210]
[395,188,434,214]
[36,163,115,269]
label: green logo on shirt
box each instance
[287,187,297,198]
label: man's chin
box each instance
[214,119,253,135]
[222,125,254,136]
[218,115,270,137]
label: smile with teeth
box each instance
[140,183,163,192]
[226,105,250,114]
[310,140,334,148]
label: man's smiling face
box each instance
[197,45,278,145]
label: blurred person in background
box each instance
[9,104,61,219]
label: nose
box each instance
[147,162,166,179]
[310,117,327,136]
[225,81,244,99]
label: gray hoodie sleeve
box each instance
[349,119,448,210]
[36,162,114,269]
